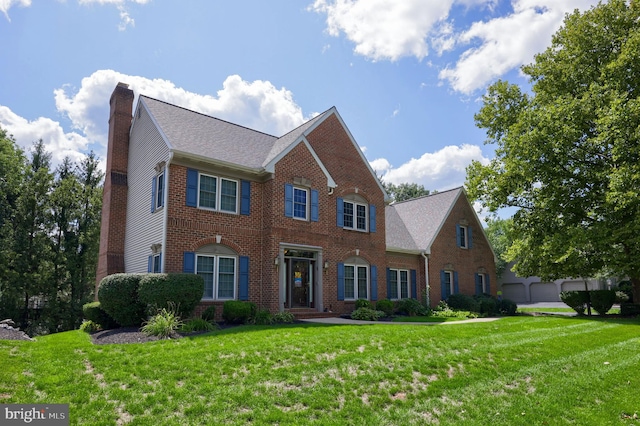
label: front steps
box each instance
[287,308,339,320]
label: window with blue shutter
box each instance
[240,180,251,215]
[486,274,491,294]
[370,265,378,301]
[441,270,448,300]
[183,252,195,273]
[151,176,157,213]
[239,256,249,300]
[369,205,376,233]
[475,273,482,295]
[186,169,198,207]
[284,183,293,217]
[453,271,459,294]
[468,226,473,249]
[410,269,417,299]
[148,255,152,272]
[337,263,345,301]
[336,198,344,227]
[311,189,319,222]
[386,268,392,300]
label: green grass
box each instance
[2,317,640,425]
[518,307,621,314]
[392,315,467,323]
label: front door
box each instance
[288,259,314,308]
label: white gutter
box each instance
[161,151,173,272]
[421,251,430,307]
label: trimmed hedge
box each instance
[590,290,616,315]
[222,300,256,324]
[447,294,480,312]
[138,273,204,319]
[396,298,428,316]
[498,298,518,316]
[98,274,147,327]
[82,301,118,329]
[375,299,395,317]
[620,303,640,317]
[560,291,589,315]
[351,307,385,321]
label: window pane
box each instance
[343,202,354,228]
[344,265,355,299]
[459,226,467,247]
[218,257,235,299]
[400,270,409,299]
[199,175,217,209]
[293,188,307,219]
[156,173,164,208]
[197,256,215,299]
[356,204,367,230]
[357,266,368,299]
[153,254,161,273]
[220,179,237,212]
[389,270,398,299]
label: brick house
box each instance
[97,83,496,317]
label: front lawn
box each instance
[2,316,639,425]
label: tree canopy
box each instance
[383,182,433,203]
[466,1,640,297]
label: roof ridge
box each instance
[139,94,278,138]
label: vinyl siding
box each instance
[123,104,170,272]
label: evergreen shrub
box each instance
[98,274,147,327]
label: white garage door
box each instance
[501,283,526,303]
[530,282,560,302]
[561,280,593,292]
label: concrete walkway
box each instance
[299,317,501,326]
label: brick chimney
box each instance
[96,83,134,294]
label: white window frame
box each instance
[389,269,410,300]
[292,187,309,221]
[196,254,237,301]
[152,253,161,273]
[155,171,165,210]
[444,271,454,295]
[459,225,468,248]
[344,264,369,301]
[197,173,238,214]
[343,200,368,232]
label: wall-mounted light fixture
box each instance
[324,261,329,269]
[274,257,279,266]
[355,249,360,256]
[216,234,222,244]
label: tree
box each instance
[383,182,433,203]
[466,1,640,299]
[484,218,514,279]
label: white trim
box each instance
[342,200,368,232]
[344,263,370,301]
[388,268,410,300]
[292,186,309,221]
[196,173,239,214]
[196,254,237,301]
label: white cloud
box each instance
[0,0,30,21]
[371,144,489,191]
[77,0,152,30]
[439,0,599,93]
[310,0,455,61]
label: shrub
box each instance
[447,294,480,312]
[620,303,640,317]
[396,298,428,316]
[615,291,630,304]
[351,307,385,321]
[590,290,616,315]
[560,291,589,315]
[475,295,499,316]
[79,320,100,333]
[138,273,204,319]
[498,299,518,316]
[272,312,296,324]
[180,318,218,333]
[98,274,147,327]
[222,300,256,324]
[431,307,472,319]
[355,299,372,310]
[200,305,217,323]
[433,300,450,312]
[141,306,183,338]
[375,299,395,317]
[251,309,274,325]
[617,280,633,303]
[82,301,118,329]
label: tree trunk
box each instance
[631,277,640,304]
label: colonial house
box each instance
[97,83,496,318]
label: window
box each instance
[152,253,161,273]
[293,187,308,220]
[344,265,368,300]
[388,269,409,300]
[444,271,453,296]
[198,173,238,213]
[155,171,164,210]
[478,273,486,293]
[196,255,237,300]
[343,200,367,231]
[441,270,458,300]
[459,225,467,248]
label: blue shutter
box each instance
[468,226,473,249]
[151,176,157,213]
[454,271,459,294]
[475,273,482,295]
[440,270,447,300]
[370,265,378,301]
[311,189,319,222]
[239,256,249,301]
[183,252,195,274]
[337,263,345,301]
[284,183,293,217]
[186,169,198,207]
[336,198,344,227]
[147,255,152,273]
[158,253,162,273]
[387,268,392,299]
[369,204,376,233]
[410,269,417,299]
[240,180,251,215]
[486,274,491,295]
[456,224,461,247]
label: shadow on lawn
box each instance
[526,312,640,326]
[183,321,343,340]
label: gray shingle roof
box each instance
[385,187,463,252]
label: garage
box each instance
[530,282,560,302]
[561,280,594,292]
[501,283,526,303]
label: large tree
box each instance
[466,1,640,299]
[383,182,433,203]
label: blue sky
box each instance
[1,0,600,203]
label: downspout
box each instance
[421,251,430,307]
[160,152,173,272]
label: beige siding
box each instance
[123,103,170,272]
